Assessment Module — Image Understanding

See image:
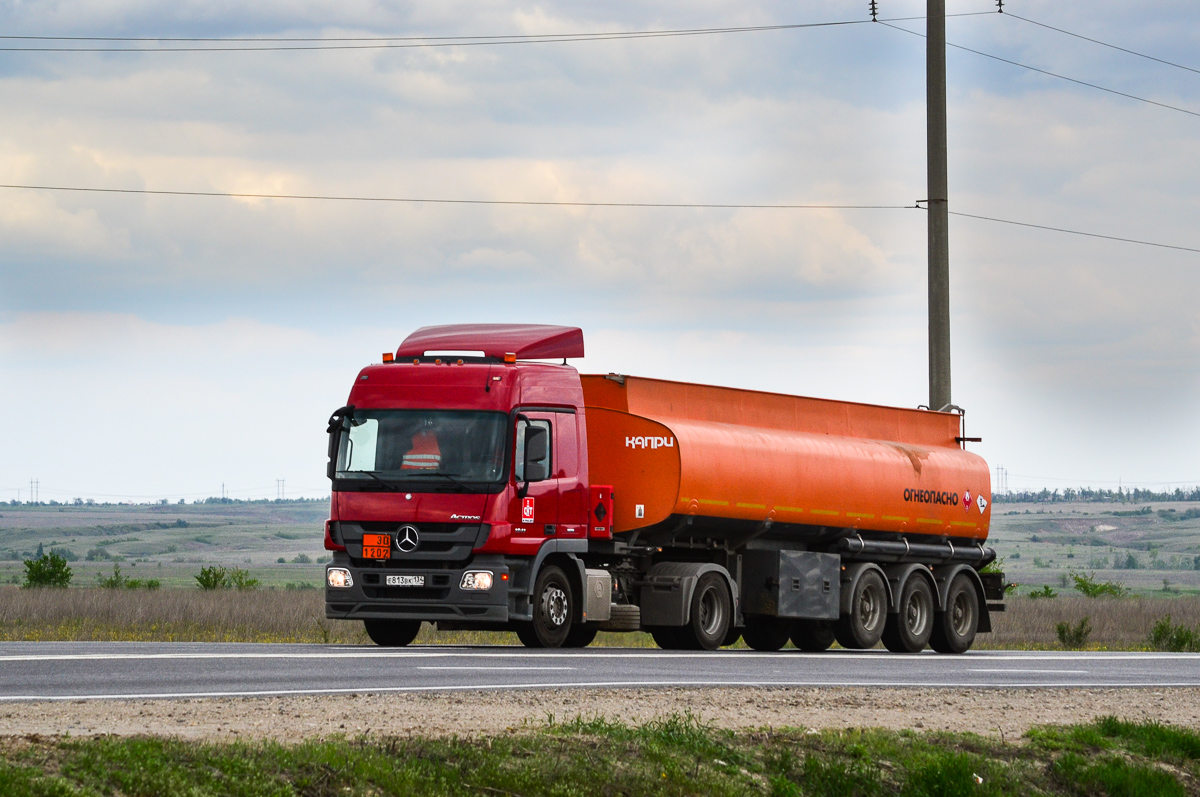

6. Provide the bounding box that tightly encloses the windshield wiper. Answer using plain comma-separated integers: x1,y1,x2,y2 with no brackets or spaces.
349,471,401,492
402,472,483,493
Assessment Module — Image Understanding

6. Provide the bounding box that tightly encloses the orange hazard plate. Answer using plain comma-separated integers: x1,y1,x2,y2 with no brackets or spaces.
362,533,391,560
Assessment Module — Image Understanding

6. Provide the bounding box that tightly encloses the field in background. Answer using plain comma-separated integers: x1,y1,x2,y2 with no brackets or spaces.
990,500,1200,594
1,587,1195,650
0,501,330,589
2,501,1200,648
4,499,1200,595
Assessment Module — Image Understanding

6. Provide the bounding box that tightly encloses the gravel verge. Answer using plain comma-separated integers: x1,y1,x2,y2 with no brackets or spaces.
1,687,1198,742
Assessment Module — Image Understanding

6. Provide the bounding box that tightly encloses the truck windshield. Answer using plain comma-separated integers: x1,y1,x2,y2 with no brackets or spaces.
335,410,507,485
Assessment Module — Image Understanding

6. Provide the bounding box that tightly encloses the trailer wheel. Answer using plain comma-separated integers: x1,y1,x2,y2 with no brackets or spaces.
881,576,935,653
834,570,887,649
929,573,979,654
516,565,573,648
563,624,599,648
791,619,836,652
742,616,792,651
363,619,421,647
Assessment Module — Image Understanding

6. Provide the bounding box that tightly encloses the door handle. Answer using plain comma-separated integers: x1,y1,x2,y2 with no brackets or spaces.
544,524,556,535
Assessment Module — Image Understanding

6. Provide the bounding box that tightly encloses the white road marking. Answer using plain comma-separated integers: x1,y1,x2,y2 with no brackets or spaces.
969,669,1088,674
0,649,1195,663
418,666,574,671
3,680,1200,702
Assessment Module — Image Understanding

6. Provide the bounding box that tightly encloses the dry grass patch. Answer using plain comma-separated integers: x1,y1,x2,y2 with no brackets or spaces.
2,587,1198,649
983,595,1200,649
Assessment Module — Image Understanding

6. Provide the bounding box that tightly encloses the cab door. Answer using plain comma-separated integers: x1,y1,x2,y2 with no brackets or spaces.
512,413,559,539
554,412,587,538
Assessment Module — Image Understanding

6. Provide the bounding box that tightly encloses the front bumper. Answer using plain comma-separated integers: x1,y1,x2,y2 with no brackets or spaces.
325,554,513,623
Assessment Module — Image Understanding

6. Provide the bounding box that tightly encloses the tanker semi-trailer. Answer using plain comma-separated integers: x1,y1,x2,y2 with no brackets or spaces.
323,324,1005,652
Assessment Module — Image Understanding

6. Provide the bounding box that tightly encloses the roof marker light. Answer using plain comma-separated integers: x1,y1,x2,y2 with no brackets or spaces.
503,352,517,363
413,359,419,365
382,352,394,363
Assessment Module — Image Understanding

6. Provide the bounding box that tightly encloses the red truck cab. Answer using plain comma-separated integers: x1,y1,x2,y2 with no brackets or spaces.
324,325,599,646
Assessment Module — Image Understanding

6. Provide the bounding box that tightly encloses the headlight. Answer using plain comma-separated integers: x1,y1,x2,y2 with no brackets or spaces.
327,568,353,588
460,571,494,590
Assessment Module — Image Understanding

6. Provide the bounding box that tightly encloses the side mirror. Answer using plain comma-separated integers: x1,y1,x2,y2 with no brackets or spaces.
523,426,549,482
326,405,354,480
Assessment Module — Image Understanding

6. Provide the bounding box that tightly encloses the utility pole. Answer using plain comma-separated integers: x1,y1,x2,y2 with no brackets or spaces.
927,0,952,412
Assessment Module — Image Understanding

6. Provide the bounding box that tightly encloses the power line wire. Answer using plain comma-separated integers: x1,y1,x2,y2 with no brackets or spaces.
1006,13,1200,77
0,183,912,210
2,182,1196,254
0,13,993,52
947,210,1200,254
880,21,1200,119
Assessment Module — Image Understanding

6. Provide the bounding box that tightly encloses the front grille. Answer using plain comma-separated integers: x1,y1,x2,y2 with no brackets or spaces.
339,521,485,564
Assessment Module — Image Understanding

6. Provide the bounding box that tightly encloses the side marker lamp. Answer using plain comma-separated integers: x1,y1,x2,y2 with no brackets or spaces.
460,571,494,591
503,352,517,363
327,568,353,588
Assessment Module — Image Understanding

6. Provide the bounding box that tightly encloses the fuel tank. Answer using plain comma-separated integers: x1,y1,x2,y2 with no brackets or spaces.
581,375,991,543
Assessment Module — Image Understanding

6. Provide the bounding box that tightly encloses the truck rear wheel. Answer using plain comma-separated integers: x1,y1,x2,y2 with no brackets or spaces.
834,570,887,649
516,565,574,648
684,572,732,650
363,619,421,647
881,576,934,653
648,626,689,649
929,573,979,654
791,619,836,652
563,624,599,648
742,616,792,651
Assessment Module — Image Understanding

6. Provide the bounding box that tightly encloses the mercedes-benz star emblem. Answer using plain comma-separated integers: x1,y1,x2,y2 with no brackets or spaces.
396,525,420,553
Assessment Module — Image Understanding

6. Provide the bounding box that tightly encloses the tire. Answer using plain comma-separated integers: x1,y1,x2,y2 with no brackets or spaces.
363,619,421,647
563,624,599,648
834,570,887,649
721,626,742,648
649,626,689,650
517,564,574,648
681,573,732,651
742,616,793,651
791,619,836,652
881,575,935,653
929,572,979,654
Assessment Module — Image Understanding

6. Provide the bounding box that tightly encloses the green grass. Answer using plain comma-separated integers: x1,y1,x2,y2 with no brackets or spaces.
0,716,1198,796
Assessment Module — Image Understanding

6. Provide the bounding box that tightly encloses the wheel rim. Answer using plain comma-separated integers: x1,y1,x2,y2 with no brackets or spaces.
950,591,973,636
543,585,568,627
858,582,883,631
696,586,724,636
905,589,929,636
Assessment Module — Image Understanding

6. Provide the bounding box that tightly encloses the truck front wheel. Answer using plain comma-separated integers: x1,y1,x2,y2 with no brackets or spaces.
929,573,979,654
363,619,421,647
516,565,574,648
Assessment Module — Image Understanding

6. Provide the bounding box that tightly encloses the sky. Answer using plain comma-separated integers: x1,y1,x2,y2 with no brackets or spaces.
1,0,1198,502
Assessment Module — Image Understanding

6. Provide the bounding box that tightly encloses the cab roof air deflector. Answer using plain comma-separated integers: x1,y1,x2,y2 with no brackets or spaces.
396,324,584,361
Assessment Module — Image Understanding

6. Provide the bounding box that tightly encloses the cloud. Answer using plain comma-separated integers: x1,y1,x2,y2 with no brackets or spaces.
1,1,1199,496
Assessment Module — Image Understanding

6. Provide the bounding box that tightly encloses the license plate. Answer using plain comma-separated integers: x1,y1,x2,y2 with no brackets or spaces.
362,533,391,560
386,575,425,587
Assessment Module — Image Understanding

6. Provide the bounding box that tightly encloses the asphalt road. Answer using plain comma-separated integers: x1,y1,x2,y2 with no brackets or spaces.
1,643,1198,701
